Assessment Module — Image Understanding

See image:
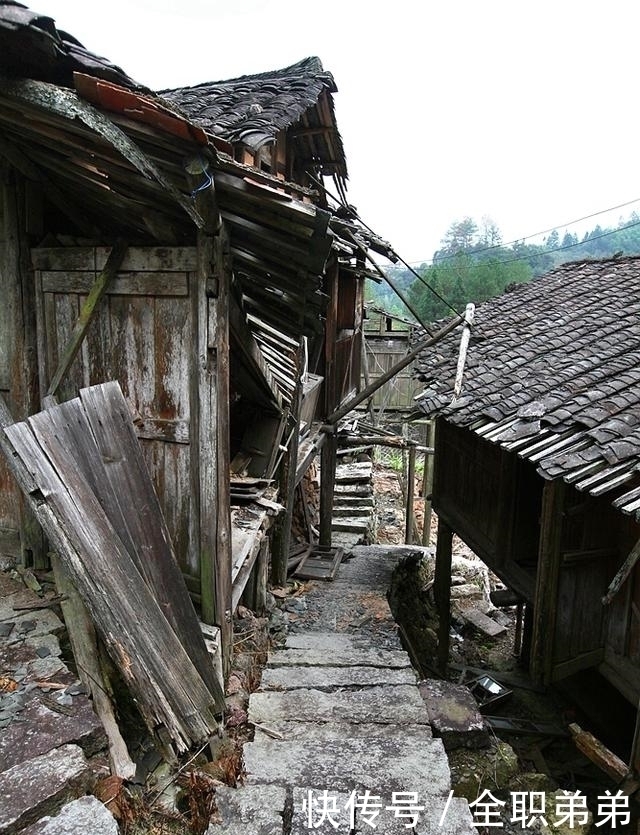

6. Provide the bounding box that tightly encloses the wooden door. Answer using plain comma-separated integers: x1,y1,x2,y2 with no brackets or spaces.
31,247,202,589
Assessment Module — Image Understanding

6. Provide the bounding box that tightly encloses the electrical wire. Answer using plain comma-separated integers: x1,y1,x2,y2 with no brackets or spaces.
405,197,640,267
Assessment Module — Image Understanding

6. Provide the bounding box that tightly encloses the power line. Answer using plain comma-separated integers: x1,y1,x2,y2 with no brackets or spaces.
423,217,640,271
406,197,640,268
306,172,461,317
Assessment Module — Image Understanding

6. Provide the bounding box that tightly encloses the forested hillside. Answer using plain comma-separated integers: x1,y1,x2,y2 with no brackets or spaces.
369,213,640,323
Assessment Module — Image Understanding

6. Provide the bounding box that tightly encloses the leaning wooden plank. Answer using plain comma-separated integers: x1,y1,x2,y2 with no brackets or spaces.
3,418,219,757
569,723,629,782
75,383,224,708
46,241,128,399
602,536,640,605
50,554,136,779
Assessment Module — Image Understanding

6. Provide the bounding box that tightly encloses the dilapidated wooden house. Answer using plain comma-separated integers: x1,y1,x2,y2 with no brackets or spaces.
0,0,384,704
414,258,640,729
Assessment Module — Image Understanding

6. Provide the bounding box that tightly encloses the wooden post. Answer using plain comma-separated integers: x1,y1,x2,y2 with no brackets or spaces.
271,367,303,586
319,428,337,547
530,479,565,684
194,188,232,671
405,443,416,545
51,554,136,779
434,518,453,674
421,421,435,546
1,166,44,567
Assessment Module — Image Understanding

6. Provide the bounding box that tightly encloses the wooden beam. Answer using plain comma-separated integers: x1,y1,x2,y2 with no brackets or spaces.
602,537,640,605
46,240,128,399
405,444,416,545
271,368,303,586
326,313,465,426
0,130,98,237
50,554,136,779
319,428,337,548
569,723,629,783
530,479,565,684
229,291,283,409
421,421,435,546
434,518,453,674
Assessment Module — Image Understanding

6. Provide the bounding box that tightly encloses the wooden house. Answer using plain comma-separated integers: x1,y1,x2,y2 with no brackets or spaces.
0,3,380,677
413,258,640,719
362,304,421,412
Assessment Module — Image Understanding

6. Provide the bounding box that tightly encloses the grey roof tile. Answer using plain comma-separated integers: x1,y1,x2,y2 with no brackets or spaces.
415,256,640,510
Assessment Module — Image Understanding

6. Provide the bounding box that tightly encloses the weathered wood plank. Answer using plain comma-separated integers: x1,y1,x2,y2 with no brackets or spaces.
3,403,220,756
76,382,223,708
32,246,197,272
50,554,136,779
41,271,189,297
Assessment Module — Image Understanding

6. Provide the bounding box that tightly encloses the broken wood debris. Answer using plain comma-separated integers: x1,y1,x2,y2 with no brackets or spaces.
293,545,344,581
568,722,630,783
0,382,224,759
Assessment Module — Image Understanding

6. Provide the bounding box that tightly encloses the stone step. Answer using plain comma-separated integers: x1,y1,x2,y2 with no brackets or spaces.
331,518,370,533
243,732,451,796
19,796,118,835
285,631,380,651
335,463,372,483
252,720,432,742
206,785,286,835
333,496,375,507
332,505,374,517
249,685,429,726
260,664,417,691
290,788,474,835
0,744,91,834
333,484,372,496
268,646,411,669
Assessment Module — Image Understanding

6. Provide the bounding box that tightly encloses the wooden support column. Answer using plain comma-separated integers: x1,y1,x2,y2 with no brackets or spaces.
434,518,453,674
193,189,232,672
319,428,337,547
421,421,435,546
405,444,416,545
271,363,303,586
1,164,44,567
530,479,565,685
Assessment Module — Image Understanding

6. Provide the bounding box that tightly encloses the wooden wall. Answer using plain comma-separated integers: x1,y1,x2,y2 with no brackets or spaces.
0,168,41,563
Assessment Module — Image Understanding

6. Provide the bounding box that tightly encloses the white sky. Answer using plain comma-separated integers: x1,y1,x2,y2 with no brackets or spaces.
38,0,640,263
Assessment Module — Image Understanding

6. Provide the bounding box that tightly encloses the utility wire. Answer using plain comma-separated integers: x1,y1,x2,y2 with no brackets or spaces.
406,196,640,267
432,217,640,270
306,172,460,317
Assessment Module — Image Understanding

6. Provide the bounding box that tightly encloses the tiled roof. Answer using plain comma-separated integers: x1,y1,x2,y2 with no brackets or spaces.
160,57,346,172
414,257,640,515
0,0,141,88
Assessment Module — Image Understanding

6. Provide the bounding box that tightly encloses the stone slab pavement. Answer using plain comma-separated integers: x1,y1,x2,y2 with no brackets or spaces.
208,545,475,834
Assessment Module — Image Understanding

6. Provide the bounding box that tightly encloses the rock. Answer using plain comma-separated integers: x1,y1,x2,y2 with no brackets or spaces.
541,790,594,834
449,741,520,802
19,796,119,835
418,679,489,750
207,785,286,834
0,744,91,833
0,694,106,772
508,772,558,795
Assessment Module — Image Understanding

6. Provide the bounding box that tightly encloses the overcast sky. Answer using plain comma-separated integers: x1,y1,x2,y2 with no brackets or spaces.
38,0,640,264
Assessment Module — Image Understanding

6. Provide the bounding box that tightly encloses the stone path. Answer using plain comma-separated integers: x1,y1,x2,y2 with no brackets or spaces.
208,545,475,834
0,570,116,835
